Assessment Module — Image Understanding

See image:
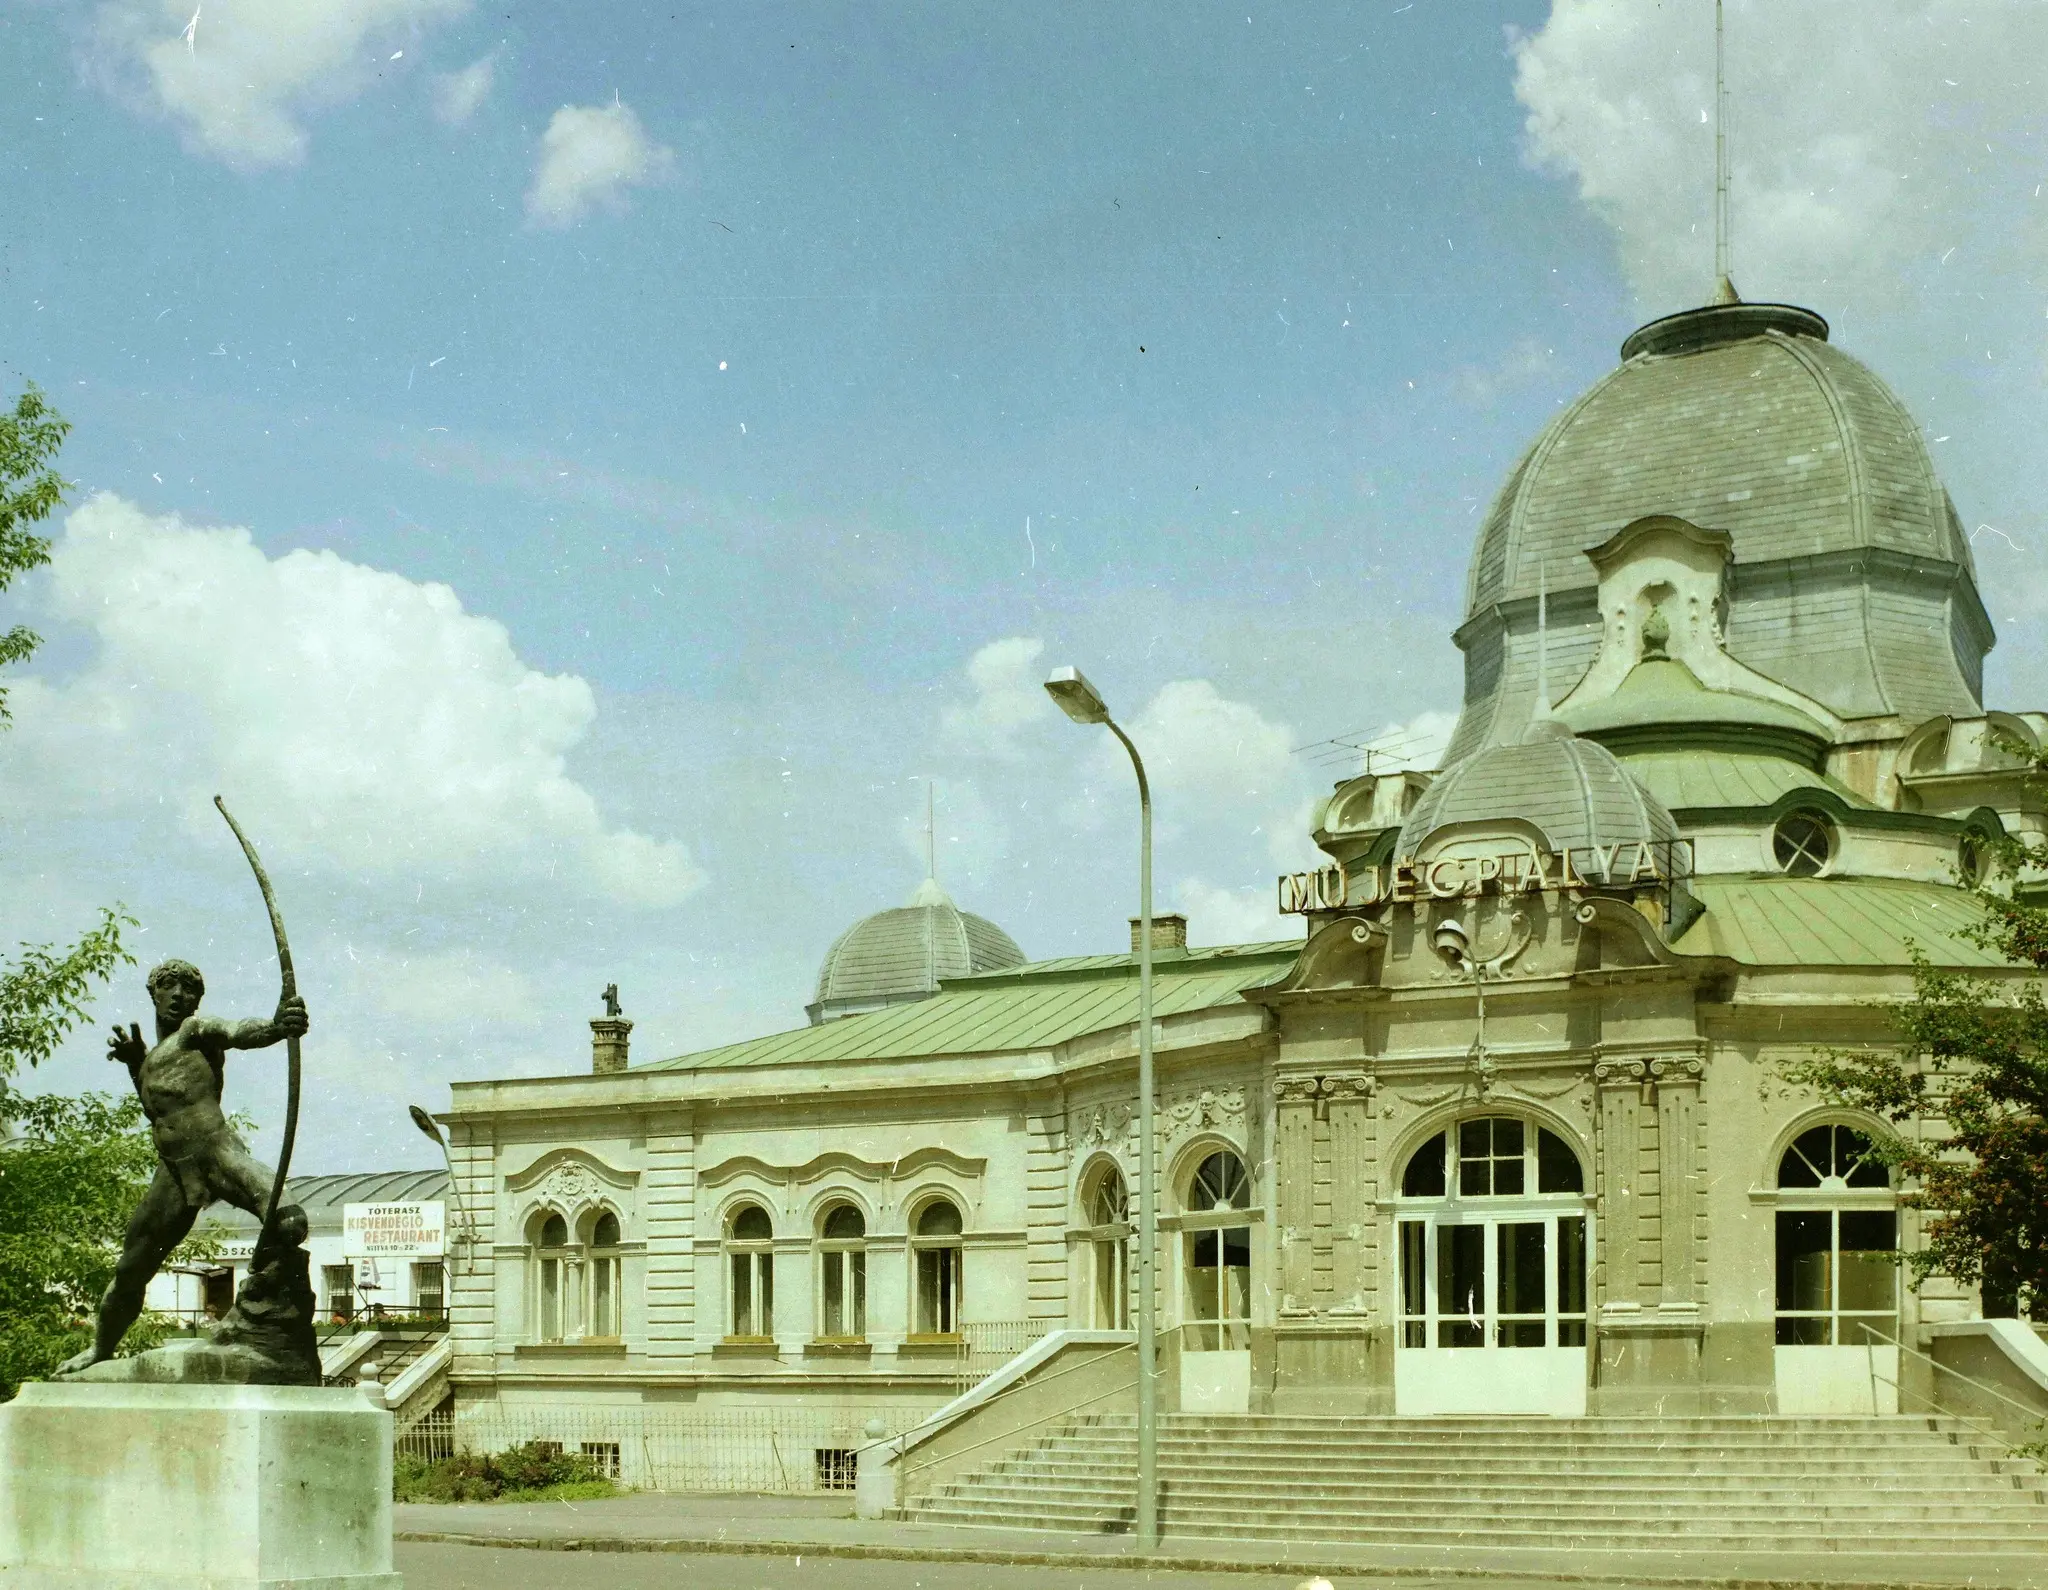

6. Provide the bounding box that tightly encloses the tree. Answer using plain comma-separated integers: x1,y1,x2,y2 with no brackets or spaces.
0,384,170,1391
1793,839,2048,1319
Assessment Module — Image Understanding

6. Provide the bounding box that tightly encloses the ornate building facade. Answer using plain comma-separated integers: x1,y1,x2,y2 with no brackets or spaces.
439,297,2040,1474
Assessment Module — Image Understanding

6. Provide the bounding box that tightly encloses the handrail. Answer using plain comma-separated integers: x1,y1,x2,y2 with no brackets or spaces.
1873,1327,2048,1424
902,1357,1155,1485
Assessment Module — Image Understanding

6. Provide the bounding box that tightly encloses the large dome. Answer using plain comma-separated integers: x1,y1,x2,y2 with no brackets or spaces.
807,879,1025,1025
1445,302,1993,763
1396,732,1678,861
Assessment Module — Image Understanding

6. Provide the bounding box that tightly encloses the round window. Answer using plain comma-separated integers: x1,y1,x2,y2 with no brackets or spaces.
1959,832,1990,888
1771,811,1835,877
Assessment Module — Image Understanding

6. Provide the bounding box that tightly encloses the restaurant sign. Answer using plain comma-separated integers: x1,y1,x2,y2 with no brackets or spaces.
342,1200,446,1259
1277,839,1693,916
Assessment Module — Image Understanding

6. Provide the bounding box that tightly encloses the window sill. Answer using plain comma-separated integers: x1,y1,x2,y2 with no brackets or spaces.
516,1339,626,1359
895,1335,966,1359
711,1338,781,1359
803,1339,873,1359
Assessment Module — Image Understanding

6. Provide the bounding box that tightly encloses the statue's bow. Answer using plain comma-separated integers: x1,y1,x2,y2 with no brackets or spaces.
214,796,300,1255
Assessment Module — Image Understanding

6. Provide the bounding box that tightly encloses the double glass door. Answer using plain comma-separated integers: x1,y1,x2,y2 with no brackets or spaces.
1395,1211,1589,1414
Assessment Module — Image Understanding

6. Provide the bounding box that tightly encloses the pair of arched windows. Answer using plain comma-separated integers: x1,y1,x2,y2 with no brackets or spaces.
533,1209,624,1343
721,1196,966,1342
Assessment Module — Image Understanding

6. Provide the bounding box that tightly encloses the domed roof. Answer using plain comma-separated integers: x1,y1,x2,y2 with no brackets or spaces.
1561,657,1830,758
1467,304,1974,612
1395,732,1679,860
807,879,1026,1025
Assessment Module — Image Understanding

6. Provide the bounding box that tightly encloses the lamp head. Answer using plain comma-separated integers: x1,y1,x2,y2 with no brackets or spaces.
1044,666,1111,726
408,1104,446,1146
1431,916,1470,965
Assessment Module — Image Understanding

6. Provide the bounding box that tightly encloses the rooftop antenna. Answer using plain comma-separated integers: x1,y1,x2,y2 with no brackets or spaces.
924,779,937,883
1713,0,1740,304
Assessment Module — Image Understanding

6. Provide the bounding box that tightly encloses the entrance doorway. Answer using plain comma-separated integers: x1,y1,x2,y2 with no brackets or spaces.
1394,1116,1590,1415
1179,1149,1252,1413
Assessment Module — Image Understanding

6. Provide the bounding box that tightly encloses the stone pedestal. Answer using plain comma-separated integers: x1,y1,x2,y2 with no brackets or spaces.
0,1382,399,1589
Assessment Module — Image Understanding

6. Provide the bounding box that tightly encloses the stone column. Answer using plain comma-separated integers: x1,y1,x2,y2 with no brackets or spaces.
1650,1057,1704,1308
1273,1076,1320,1314
1593,1058,1649,1308
1321,1073,1376,1313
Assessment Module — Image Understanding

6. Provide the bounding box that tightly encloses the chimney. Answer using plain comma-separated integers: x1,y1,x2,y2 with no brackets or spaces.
591,1016,632,1074
1129,914,1189,953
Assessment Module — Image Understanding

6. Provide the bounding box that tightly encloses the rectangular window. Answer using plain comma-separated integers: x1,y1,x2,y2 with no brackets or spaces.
412,1261,445,1319
579,1441,620,1479
590,1255,620,1338
730,1250,773,1338
822,1248,866,1338
1556,1215,1588,1347
1092,1237,1128,1330
322,1264,355,1322
1184,1226,1251,1349
915,1246,959,1335
1435,1223,1484,1348
1495,1220,1547,1347
1775,1210,1833,1345
1399,1220,1427,1348
539,1257,562,1341
815,1448,858,1491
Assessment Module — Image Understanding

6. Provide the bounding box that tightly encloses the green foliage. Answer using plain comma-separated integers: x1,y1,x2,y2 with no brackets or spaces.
0,384,72,724
392,1442,620,1504
0,1090,219,1397
1789,829,2048,1318
0,907,137,1081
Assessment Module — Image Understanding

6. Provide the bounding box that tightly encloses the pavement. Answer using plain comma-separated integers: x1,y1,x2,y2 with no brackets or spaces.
393,1492,2048,1589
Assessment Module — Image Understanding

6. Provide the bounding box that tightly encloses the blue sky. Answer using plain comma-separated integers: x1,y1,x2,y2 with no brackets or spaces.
5,1,2046,1169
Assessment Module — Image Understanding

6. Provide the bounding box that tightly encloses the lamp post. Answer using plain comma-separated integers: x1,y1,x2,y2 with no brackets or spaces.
409,1104,475,1280
1044,664,1158,1550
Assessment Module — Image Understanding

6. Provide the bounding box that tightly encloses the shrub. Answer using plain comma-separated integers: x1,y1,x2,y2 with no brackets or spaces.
393,1441,619,1503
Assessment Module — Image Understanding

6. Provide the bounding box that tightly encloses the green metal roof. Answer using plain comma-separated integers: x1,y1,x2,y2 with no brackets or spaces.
1615,747,1871,813
641,941,1303,1072
1674,876,2007,967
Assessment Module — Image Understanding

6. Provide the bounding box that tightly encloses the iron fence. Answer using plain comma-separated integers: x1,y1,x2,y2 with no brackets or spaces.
397,1403,932,1492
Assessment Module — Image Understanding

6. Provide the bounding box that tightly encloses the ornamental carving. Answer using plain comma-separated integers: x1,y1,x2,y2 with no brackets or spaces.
1164,1086,1245,1138
544,1162,598,1205
1075,1101,1134,1148
1649,1057,1705,1085
1593,1058,1649,1087
1274,1077,1321,1106
1319,1072,1375,1102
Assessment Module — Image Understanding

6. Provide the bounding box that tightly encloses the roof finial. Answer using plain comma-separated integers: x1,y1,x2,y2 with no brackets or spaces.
1713,0,1741,305
924,779,936,884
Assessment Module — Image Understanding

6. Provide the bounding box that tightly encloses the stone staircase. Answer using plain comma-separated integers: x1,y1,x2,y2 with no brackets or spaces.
903,1413,2048,1553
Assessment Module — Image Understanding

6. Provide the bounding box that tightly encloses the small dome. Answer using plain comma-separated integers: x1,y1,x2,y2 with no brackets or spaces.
807,879,1025,1025
1561,658,1831,764
1395,734,1678,859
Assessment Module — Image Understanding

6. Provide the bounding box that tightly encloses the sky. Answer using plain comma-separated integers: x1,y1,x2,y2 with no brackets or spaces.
3,1,2046,1173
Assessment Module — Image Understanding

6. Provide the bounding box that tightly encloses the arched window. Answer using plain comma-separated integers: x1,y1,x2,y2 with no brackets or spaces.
912,1199,963,1337
1395,1116,1588,1352
727,1203,774,1340
1183,1150,1251,1350
588,1211,623,1339
1082,1165,1130,1329
535,1212,573,1343
818,1202,867,1340
1775,1124,1897,1347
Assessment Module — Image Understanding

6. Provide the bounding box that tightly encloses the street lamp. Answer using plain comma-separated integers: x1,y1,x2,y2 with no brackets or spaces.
1044,664,1159,1550
409,1103,475,1278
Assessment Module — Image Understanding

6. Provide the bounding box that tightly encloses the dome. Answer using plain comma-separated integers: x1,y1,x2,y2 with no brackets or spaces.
1560,657,1830,765
807,879,1026,1025
1445,302,1993,762
1395,733,1679,860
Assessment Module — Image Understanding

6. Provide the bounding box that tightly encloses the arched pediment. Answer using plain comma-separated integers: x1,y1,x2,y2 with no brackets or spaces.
698,1145,986,1189
504,1146,640,1197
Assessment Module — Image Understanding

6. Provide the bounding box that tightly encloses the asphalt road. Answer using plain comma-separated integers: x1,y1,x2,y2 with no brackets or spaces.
396,1542,1355,1590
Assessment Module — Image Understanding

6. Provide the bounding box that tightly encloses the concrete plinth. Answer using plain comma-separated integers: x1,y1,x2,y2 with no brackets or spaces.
0,1381,399,1589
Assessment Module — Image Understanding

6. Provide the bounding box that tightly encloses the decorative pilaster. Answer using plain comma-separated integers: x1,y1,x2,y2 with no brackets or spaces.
1024,1090,1070,1325
446,1121,495,1373
1650,1057,1704,1308
1274,1076,1320,1313
1322,1073,1377,1312
1593,1058,1649,1308
643,1109,696,1361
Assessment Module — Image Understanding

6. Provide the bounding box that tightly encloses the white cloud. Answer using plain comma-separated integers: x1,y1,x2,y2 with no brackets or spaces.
4,493,702,908
1174,878,1299,948
1511,1,2048,316
941,636,1049,761
525,101,676,229
431,51,495,126
91,0,471,170
1128,678,1295,816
